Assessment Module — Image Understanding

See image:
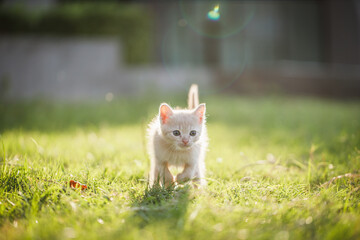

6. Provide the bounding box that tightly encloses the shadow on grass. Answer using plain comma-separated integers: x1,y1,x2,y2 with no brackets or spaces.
130,184,191,229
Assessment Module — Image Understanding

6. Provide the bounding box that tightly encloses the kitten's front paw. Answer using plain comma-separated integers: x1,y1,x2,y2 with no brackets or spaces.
164,178,175,188
176,172,191,183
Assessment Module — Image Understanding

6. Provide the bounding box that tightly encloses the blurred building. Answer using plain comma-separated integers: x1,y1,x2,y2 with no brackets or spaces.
0,0,359,99
148,0,360,97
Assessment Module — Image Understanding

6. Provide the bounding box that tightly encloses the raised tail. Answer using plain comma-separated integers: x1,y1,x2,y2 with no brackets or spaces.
188,84,199,109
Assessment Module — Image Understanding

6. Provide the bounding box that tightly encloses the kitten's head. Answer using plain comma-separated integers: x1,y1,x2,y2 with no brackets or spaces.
159,103,206,150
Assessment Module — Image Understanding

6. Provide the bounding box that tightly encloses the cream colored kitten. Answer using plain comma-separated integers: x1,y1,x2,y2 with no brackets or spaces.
147,84,208,188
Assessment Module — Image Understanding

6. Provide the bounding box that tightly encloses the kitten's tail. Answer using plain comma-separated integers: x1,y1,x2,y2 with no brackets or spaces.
188,84,199,109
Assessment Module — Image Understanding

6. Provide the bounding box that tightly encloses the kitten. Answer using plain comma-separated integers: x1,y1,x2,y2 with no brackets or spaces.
147,84,208,188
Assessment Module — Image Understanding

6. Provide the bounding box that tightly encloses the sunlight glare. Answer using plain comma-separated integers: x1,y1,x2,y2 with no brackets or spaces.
207,4,220,21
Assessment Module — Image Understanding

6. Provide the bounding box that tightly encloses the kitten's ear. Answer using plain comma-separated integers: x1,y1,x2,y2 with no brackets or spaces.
194,103,206,123
159,103,173,124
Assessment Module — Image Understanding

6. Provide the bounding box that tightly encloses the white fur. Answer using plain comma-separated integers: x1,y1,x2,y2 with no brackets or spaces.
147,87,208,188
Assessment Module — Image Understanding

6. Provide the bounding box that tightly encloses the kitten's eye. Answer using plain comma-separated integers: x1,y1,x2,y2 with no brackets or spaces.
190,130,197,136
173,130,181,136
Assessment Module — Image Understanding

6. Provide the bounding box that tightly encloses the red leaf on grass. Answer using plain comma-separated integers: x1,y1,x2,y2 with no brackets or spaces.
68,180,87,190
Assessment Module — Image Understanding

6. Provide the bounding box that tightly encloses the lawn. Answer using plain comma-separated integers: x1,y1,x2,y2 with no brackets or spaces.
0,95,360,240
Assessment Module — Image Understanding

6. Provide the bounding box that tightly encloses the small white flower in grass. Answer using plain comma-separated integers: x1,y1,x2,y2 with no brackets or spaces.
97,218,104,224
13,221,18,228
306,216,313,224
35,220,38,224
328,164,334,169
216,157,223,163
105,92,114,102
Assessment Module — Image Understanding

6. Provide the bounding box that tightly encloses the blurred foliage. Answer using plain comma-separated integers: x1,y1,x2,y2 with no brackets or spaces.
0,3,153,64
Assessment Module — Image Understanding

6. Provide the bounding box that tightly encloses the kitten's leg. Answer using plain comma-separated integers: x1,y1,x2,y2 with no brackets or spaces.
149,163,159,187
176,164,195,183
151,161,174,187
192,164,206,188
161,162,174,187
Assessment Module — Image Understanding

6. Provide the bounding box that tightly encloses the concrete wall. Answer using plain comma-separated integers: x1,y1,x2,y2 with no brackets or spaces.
1,35,358,100
0,36,213,100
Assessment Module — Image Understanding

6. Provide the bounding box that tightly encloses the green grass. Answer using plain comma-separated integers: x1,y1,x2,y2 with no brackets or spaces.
0,95,360,240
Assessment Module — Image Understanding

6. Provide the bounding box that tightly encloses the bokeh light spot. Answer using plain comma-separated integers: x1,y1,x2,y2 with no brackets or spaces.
179,1,256,39
207,4,220,21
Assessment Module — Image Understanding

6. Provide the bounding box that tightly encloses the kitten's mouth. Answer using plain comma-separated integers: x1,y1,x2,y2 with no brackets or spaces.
179,143,191,149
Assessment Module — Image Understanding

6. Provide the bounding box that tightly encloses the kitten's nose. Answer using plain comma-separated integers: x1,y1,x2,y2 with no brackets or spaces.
182,139,189,145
